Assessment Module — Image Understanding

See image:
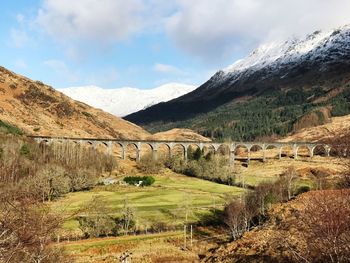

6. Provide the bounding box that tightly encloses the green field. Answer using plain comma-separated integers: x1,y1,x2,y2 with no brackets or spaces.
52,171,245,234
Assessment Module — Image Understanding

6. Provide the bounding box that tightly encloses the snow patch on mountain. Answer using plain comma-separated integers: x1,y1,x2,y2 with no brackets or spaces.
223,24,350,74
58,83,196,117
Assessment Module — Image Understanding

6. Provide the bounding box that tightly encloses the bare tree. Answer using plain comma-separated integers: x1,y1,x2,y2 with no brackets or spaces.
78,196,116,238
287,190,350,263
120,196,136,236
280,166,298,200
0,192,68,263
224,199,247,240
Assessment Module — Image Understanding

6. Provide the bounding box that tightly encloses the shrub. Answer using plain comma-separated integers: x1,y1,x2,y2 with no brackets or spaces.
78,215,116,238
123,176,155,186
164,156,186,173
66,169,99,192
137,154,163,174
295,185,311,195
20,144,31,157
0,120,23,135
9,83,17,89
82,111,93,118
183,161,202,177
188,147,202,161
23,165,70,202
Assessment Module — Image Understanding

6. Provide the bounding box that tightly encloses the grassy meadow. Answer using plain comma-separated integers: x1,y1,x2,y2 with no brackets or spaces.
52,170,245,235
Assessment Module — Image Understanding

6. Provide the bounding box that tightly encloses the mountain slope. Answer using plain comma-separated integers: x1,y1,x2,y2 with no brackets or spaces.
59,83,196,117
125,25,350,141
0,66,150,139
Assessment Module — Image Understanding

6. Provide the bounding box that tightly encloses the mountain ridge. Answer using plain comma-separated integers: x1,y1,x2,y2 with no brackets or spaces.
125,25,350,141
59,83,196,117
0,66,150,139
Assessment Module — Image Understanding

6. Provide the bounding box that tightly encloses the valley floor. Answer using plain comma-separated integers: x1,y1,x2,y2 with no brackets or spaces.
50,155,345,262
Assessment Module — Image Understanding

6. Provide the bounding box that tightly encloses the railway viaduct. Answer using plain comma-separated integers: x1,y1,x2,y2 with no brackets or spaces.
29,136,336,165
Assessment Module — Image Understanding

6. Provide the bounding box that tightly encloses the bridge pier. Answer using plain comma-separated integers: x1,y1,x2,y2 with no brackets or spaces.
308,146,314,158
293,145,298,160
278,147,282,160
107,142,113,155
121,146,125,160
229,151,235,167
152,149,158,161
262,147,266,162
325,146,331,157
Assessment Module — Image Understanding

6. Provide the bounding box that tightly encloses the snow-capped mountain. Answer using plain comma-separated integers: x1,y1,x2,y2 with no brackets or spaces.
125,24,350,134
58,83,196,117
217,24,350,85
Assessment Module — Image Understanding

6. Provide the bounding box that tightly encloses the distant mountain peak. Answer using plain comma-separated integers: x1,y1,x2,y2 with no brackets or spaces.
223,24,350,75
59,83,196,117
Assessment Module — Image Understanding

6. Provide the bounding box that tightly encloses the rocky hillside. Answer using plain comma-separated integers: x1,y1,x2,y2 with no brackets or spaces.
205,189,350,263
125,25,350,141
0,66,150,139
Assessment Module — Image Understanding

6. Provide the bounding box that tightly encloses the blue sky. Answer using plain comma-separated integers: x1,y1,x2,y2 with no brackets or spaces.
1,0,350,89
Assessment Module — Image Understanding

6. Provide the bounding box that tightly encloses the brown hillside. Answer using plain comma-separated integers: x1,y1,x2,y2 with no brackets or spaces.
205,189,350,263
151,128,211,141
281,114,350,142
0,66,150,139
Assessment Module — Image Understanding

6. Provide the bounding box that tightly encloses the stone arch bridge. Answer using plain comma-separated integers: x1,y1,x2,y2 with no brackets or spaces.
29,136,336,165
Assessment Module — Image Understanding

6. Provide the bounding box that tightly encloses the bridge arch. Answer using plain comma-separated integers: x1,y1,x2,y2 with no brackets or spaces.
217,144,230,156
112,142,125,159
125,143,140,161
202,144,216,158
140,143,154,160
265,144,281,160
171,143,187,160
234,144,250,160
296,145,311,158
95,141,109,155
187,143,201,160
280,145,294,159
157,143,172,161
312,144,327,157
250,144,264,161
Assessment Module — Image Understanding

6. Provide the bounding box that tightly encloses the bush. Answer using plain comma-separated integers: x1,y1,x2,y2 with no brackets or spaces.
23,165,70,202
295,185,311,195
0,120,23,135
183,161,202,177
137,154,163,174
123,176,155,186
164,156,186,173
20,144,31,157
66,168,99,192
9,83,17,89
78,215,116,238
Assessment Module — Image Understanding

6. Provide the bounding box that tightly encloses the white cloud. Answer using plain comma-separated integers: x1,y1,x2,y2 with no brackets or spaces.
166,0,350,60
153,63,182,74
35,0,148,45
33,0,350,62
